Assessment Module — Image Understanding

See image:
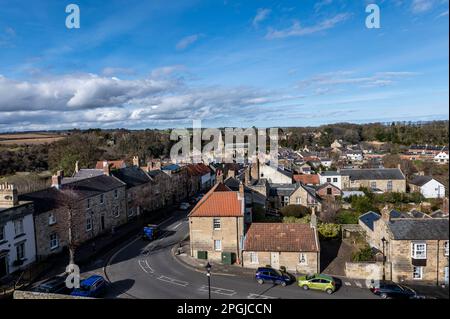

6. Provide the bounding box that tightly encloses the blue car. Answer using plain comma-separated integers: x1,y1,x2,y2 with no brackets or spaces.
255,267,291,286
71,275,107,298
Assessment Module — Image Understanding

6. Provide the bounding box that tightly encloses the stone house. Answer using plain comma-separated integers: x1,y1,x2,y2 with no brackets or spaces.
319,171,342,189
316,182,342,198
0,183,36,280
186,163,213,196
340,168,406,193
242,222,320,274
189,183,247,263
257,163,293,184
20,172,127,260
161,164,188,203
359,207,449,286
268,183,322,212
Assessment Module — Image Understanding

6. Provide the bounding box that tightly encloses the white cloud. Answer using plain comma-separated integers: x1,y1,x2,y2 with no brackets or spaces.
411,0,435,13
101,67,136,76
314,0,333,12
266,13,350,39
176,34,203,50
253,8,271,28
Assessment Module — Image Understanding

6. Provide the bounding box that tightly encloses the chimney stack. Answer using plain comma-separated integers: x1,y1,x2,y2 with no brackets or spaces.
216,169,224,184
381,205,391,222
102,161,111,176
133,156,139,167
244,167,251,186
228,169,236,179
239,181,245,197
52,171,64,189
310,206,317,228
0,183,18,208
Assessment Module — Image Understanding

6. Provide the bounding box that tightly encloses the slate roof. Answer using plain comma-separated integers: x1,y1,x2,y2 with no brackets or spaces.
244,223,319,252
111,166,151,188
340,168,405,180
269,184,298,196
189,183,243,217
19,175,125,215
320,171,340,176
161,164,181,171
388,218,449,240
359,211,381,231
409,175,435,187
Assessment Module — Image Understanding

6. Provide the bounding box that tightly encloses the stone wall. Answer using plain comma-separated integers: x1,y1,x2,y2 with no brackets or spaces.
13,290,93,299
345,262,390,281
242,251,319,274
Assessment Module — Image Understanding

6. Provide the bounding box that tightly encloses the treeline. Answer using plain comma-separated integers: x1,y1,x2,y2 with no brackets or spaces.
281,121,449,149
0,145,49,175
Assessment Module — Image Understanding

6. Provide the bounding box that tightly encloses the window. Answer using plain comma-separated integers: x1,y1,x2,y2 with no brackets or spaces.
14,219,24,236
86,217,93,231
326,188,332,195
387,180,393,191
16,242,25,260
50,233,59,250
370,181,377,189
87,198,91,209
0,225,4,242
283,196,289,203
295,197,301,204
114,189,118,199
48,213,56,225
411,243,427,259
412,266,423,280
299,253,307,265
100,194,104,204
113,207,120,218
213,218,221,230
333,178,338,183
445,241,449,257
250,252,259,264
326,178,331,183
214,240,222,251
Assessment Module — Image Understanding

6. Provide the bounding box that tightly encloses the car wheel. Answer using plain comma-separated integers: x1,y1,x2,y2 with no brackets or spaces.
326,288,333,295
281,281,287,287
257,279,264,285
302,285,309,290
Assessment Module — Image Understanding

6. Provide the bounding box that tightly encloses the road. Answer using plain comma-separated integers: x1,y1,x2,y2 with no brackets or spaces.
103,211,378,299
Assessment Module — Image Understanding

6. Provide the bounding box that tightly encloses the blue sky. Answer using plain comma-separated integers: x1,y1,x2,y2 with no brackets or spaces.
0,0,448,131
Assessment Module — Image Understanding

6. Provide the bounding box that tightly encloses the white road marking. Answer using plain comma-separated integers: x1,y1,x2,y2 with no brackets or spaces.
172,222,182,230
355,281,362,288
344,281,352,286
247,293,277,299
157,275,189,287
199,285,236,296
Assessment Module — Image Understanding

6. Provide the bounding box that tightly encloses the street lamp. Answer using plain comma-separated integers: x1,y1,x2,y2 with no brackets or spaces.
381,237,386,281
205,262,212,299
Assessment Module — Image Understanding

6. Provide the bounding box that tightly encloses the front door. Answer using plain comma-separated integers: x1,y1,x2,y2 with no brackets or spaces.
101,215,105,231
0,255,8,279
270,252,280,270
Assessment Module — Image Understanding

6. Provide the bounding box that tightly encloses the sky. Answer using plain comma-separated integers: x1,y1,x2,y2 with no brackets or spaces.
0,0,448,132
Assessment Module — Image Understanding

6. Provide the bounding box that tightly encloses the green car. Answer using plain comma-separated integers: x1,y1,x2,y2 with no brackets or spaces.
297,274,336,294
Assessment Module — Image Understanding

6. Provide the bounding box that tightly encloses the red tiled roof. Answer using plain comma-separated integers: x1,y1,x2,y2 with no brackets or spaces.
244,223,319,252
186,163,212,176
189,183,244,217
293,174,320,185
95,160,126,170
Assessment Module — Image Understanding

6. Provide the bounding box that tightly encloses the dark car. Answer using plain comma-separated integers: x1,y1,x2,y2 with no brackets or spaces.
32,275,72,295
370,281,417,299
255,267,291,286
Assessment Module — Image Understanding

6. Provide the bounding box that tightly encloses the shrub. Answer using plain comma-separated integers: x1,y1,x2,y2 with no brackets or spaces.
336,210,360,224
317,223,340,239
352,245,375,262
280,205,311,218
282,215,311,224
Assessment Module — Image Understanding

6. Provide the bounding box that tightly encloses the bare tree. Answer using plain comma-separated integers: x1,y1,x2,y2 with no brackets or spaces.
320,196,340,223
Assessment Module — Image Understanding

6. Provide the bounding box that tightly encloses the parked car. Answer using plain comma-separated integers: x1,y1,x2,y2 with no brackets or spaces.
71,275,107,298
32,275,72,295
142,224,159,241
370,281,417,299
255,267,291,286
297,274,336,294
179,202,190,210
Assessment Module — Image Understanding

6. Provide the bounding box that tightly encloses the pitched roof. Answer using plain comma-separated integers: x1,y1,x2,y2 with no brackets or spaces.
269,183,298,196
244,223,319,252
19,175,125,215
189,183,244,217
359,211,381,231
388,218,449,240
293,174,320,185
320,171,340,176
111,166,151,188
316,182,341,192
186,163,211,176
95,160,126,170
340,168,405,180
409,175,436,187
